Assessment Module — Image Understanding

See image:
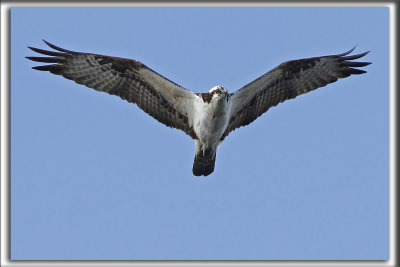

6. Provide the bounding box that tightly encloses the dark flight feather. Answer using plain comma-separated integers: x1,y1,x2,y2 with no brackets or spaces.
221,48,371,140
26,40,198,139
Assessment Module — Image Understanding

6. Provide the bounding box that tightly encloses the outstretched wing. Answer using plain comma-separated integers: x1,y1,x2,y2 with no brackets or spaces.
27,40,198,139
221,48,371,140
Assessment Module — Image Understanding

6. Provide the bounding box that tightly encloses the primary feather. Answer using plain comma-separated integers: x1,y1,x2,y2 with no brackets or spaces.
27,41,371,176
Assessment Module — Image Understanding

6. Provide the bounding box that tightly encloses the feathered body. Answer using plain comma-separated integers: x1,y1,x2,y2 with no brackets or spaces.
27,41,371,176
192,86,230,175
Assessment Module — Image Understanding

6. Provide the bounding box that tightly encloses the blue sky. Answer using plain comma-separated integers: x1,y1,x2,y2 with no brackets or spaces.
11,7,389,260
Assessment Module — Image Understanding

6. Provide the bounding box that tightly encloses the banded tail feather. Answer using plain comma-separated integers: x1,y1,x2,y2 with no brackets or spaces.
193,149,217,176
27,40,371,176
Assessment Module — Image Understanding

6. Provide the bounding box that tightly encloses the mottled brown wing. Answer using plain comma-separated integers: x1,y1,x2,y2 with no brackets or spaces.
221,48,371,140
26,40,198,139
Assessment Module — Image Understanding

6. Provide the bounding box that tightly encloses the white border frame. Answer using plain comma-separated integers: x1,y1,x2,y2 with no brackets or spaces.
1,2,396,267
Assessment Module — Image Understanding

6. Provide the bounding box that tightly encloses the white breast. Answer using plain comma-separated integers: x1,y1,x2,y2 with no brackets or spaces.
193,96,231,147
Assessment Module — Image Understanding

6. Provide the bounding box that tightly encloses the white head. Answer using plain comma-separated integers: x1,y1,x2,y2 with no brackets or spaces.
209,85,228,95
207,86,229,103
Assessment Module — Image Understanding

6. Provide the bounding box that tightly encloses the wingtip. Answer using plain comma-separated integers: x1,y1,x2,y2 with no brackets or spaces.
342,50,370,60
32,65,62,73
32,65,46,71
337,46,356,56
26,45,67,57
25,56,37,62
43,39,58,49
42,39,75,53
337,45,371,58
42,39,51,46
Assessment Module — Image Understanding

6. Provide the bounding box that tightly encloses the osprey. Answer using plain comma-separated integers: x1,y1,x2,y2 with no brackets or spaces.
27,41,370,176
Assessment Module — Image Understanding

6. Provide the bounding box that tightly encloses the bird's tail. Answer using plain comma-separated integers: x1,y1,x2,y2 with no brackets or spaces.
192,148,216,176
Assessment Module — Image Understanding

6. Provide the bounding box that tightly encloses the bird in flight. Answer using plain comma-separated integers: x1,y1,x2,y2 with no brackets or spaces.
27,40,370,176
